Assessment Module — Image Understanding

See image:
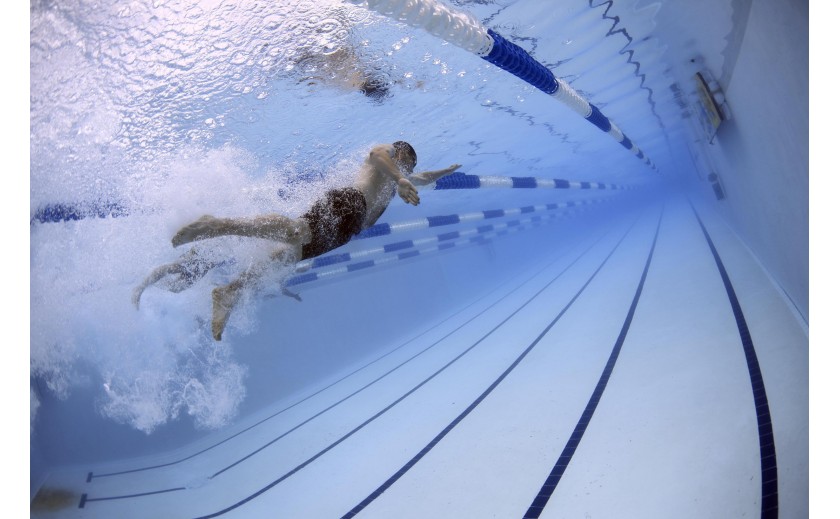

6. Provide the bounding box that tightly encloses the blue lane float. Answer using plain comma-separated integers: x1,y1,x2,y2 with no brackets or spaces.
347,0,656,169
288,195,621,288
430,172,637,191
31,200,128,224
286,211,563,288
482,28,559,95
295,206,598,274
353,197,610,240
31,173,628,225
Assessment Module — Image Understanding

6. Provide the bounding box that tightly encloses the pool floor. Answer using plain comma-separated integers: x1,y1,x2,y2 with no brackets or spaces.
31,196,808,518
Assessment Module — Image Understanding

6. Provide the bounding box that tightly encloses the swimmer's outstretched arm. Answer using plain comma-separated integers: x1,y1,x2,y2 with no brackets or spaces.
410,164,462,187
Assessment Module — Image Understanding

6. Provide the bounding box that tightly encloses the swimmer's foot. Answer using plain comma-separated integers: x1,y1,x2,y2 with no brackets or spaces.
172,215,220,247
211,284,241,341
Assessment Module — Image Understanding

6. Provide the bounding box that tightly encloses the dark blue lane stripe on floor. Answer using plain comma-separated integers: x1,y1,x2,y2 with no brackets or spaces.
86,301,487,481
691,204,778,519
89,254,566,484
205,234,599,481
522,208,662,518
77,230,611,511
341,214,648,519
187,224,626,519
78,227,615,512
79,487,185,508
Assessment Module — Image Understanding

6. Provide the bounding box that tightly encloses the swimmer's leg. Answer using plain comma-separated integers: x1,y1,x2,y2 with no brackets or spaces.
172,214,311,247
211,281,244,341
210,244,302,341
132,248,216,308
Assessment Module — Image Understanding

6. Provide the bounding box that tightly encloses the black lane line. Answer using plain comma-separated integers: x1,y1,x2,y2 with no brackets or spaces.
79,487,185,509
88,296,492,482
341,213,646,518
79,293,518,509
690,204,778,518
206,232,601,480
522,207,662,518
78,223,612,513
189,223,624,519
79,256,555,507
79,267,544,507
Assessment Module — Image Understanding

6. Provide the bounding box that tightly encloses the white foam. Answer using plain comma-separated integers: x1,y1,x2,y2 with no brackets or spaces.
28,143,324,433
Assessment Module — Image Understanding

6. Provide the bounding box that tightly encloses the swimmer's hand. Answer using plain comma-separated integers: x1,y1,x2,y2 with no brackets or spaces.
398,177,420,205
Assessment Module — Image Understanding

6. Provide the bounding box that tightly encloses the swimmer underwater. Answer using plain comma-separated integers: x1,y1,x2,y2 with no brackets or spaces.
134,141,460,341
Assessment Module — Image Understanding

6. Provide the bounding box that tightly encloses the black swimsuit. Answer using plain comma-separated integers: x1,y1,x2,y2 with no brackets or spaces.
300,187,368,260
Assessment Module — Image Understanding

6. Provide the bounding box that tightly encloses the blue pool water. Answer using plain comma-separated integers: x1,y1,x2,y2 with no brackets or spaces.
29,0,809,517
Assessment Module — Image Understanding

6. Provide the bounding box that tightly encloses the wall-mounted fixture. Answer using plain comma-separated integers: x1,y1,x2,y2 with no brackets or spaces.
694,69,732,143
